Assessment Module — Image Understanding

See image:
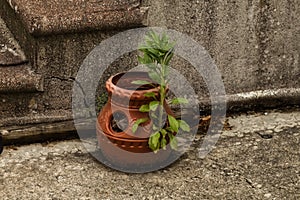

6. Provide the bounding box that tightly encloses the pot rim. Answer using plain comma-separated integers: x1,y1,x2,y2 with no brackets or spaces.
106,71,160,95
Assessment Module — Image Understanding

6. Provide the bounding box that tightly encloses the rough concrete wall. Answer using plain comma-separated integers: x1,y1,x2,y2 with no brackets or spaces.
34,32,111,111
34,32,138,112
0,0,147,131
144,0,300,95
1,0,299,142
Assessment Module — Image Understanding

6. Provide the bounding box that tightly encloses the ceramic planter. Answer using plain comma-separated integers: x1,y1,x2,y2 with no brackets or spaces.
96,71,174,167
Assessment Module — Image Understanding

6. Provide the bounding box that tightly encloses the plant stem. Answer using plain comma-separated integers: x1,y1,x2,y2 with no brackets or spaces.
157,64,167,131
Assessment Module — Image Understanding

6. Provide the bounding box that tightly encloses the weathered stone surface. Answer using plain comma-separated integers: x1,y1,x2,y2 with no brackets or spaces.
0,47,24,66
144,0,300,97
5,0,147,36
0,0,148,132
0,0,299,140
0,65,43,93
0,109,299,199
226,88,300,112
0,16,26,65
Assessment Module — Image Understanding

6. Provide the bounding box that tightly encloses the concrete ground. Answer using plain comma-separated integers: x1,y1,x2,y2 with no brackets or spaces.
0,108,299,200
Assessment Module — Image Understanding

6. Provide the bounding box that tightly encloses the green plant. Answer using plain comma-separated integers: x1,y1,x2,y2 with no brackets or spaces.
132,31,190,153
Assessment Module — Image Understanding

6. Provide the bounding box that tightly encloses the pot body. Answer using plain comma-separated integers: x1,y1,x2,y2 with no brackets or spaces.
96,71,173,167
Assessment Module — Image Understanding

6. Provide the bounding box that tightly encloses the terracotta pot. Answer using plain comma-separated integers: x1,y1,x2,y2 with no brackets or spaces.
96,71,174,167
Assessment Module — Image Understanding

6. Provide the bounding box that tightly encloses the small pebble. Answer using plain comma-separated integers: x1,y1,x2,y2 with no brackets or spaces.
253,146,259,150
237,133,244,138
0,130,9,135
274,127,282,133
264,193,272,198
222,132,235,137
265,130,273,134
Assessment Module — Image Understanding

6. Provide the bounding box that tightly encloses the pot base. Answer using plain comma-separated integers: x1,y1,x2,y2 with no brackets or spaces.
97,129,173,168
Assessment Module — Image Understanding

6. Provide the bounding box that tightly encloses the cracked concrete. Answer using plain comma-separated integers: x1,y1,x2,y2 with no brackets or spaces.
0,107,299,199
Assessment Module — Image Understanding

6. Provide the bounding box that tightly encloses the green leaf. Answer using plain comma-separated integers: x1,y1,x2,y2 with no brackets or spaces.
132,118,149,133
144,54,153,64
145,40,155,49
162,33,168,44
164,54,173,66
162,64,169,76
145,63,157,70
147,48,160,57
148,71,161,83
137,117,149,124
150,112,158,119
171,97,189,105
160,129,167,137
139,31,175,66
144,92,156,98
132,124,138,133
165,41,176,50
165,127,173,132
144,50,159,61
150,31,160,43
170,136,178,150
139,43,149,49
178,120,190,132
149,101,159,111
148,131,161,152
163,48,174,65
131,80,151,85
161,137,167,150
139,104,150,112
144,35,152,43
138,54,153,64
168,133,178,150
137,55,144,64
158,51,165,57
168,115,179,132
